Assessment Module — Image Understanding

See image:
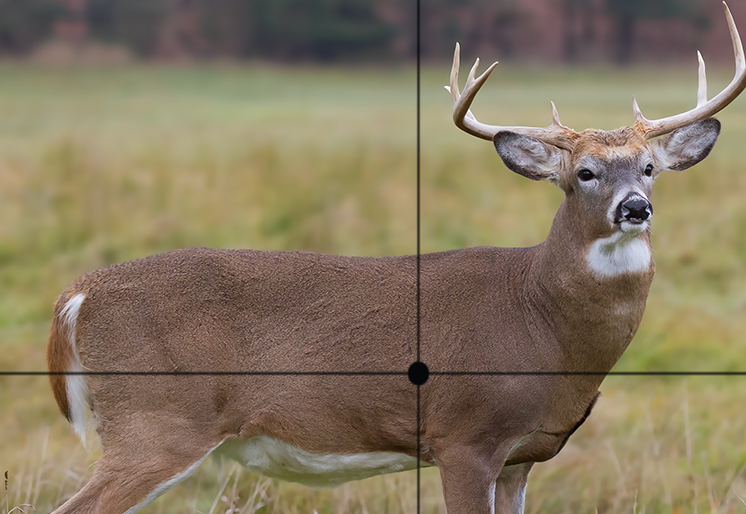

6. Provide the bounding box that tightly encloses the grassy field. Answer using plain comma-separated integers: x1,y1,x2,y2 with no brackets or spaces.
1,61,746,513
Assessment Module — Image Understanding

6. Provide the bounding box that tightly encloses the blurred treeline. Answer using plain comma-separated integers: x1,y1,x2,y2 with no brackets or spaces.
0,0,739,64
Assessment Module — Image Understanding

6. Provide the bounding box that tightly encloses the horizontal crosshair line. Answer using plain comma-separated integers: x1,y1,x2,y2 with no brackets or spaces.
431,371,746,376
3,370,746,376
0,371,407,376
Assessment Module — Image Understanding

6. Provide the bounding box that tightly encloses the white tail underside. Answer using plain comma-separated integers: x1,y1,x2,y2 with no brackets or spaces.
59,293,93,447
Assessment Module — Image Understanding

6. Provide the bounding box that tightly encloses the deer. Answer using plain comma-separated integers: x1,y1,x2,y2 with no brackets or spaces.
46,3,745,514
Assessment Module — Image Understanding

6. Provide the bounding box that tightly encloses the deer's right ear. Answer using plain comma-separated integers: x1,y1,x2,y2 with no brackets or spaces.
493,131,564,181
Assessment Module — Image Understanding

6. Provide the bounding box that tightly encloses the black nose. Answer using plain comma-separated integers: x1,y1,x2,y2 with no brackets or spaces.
620,196,652,223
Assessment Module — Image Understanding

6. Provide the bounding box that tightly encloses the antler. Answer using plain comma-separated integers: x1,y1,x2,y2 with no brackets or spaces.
445,43,579,151
634,2,746,139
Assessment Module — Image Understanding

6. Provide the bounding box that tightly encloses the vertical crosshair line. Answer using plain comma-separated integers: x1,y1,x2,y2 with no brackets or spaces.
417,383,422,514
415,0,422,512
415,0,421,365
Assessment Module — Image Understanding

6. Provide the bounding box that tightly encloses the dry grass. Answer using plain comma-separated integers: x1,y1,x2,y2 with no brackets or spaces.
1,62,746,513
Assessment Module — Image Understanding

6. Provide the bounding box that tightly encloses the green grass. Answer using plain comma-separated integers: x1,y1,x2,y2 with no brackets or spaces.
1,62,746,513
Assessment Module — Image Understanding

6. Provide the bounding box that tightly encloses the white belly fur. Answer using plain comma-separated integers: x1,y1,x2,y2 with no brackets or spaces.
216,436,423,487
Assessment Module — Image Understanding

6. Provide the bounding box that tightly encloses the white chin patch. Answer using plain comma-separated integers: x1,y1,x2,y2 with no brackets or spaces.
618,220,649,234
587,228,651,278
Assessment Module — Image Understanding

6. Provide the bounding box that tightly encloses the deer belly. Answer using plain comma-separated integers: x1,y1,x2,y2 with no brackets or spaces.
217,436,421,487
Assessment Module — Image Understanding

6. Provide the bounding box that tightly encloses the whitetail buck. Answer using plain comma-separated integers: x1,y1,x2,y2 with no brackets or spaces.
47,3,744,513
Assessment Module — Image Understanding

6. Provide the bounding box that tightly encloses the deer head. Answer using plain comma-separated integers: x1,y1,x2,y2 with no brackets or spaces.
446,2,744,277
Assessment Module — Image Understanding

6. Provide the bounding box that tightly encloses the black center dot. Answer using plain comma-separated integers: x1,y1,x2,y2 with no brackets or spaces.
408,361,429,385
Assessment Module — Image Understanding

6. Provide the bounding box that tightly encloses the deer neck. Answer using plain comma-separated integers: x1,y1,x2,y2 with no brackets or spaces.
525,198,655,375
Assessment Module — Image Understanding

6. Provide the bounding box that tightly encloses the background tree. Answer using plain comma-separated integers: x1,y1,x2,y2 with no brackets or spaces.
87,0,167,56
562,0,600,63
605,0,709,64
0,0,65,54
247,0,396,61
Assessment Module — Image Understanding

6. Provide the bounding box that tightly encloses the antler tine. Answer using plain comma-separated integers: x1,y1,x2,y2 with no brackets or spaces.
632,96,646,123
636,2,746,139
727,0,746,74
550,101,563,127
446,42,462,102
445,44,578,149
697,51,707,107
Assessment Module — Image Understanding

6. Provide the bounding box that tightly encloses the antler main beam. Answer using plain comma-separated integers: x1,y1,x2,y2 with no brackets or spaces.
635,1,746,139
445,43,579,151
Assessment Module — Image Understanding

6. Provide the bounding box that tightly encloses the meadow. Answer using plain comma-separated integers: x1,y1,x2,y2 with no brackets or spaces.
1,60,746,513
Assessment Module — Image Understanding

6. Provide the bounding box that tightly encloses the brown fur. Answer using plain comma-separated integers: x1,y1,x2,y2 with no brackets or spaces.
572,127,648,158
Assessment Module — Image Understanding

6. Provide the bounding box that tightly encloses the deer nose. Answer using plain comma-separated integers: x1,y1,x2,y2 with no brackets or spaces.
619,195,652,223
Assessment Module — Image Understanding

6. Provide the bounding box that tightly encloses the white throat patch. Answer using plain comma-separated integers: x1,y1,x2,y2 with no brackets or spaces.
587,229,651,278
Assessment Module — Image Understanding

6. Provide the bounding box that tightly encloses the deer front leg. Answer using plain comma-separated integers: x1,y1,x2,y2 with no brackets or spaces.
436,444,507,514
494,462,533,514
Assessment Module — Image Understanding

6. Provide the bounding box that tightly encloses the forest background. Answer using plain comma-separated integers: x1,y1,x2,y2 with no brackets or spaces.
1,0,744,65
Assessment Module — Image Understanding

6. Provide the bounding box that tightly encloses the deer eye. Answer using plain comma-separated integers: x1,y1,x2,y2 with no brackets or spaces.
577,169,595,182
644,163,654,176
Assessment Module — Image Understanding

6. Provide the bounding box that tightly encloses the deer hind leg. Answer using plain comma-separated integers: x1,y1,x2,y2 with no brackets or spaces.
50,441,220,514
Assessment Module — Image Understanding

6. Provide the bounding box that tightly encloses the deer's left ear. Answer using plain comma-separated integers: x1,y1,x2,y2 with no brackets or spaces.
651,118,720,171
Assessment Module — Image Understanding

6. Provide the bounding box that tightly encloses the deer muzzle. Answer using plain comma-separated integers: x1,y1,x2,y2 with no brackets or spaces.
615,193,653,225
